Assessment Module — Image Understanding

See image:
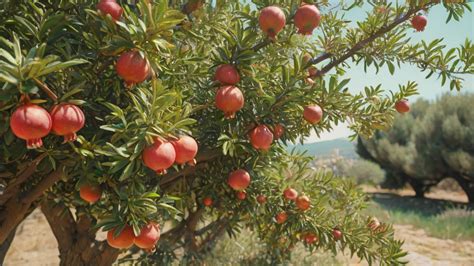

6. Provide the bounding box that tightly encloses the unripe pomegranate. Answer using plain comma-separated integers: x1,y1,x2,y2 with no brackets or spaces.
332,228,342,240
303,105,323,124
259,6,286,39
303,233,318,244
395,99,410,113
203,197,213,207
172,135,198,165
368,217,381,231
215,64,240,85
142,140,176,174
273,124,285,139
10,104,52,149
249,125,274,151
107,225,135,249
411,15,427,32
227,169,251,190
283,188,298,201
50,103,85,142
97,0,123,21
294,4,321,35
215,85,244,119
256,195,267,204
296,195,310,211
79,185,102,203
134,223,160,249
116,51,151,86
236,191,247,200
275,211,288,224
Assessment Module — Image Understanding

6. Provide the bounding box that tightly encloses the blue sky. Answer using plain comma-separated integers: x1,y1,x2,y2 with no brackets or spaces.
309,2,474,143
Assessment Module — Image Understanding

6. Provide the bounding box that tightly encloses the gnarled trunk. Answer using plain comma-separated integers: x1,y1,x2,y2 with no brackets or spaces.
0,226,16,264
453,174,474,203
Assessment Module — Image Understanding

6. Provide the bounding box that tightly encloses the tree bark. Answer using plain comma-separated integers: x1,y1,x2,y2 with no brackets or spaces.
0,225,16,264
453,174,474,203
407,178,427,198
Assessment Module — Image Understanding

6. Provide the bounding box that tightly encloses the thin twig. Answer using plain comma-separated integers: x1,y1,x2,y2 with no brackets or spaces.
33,78,58,102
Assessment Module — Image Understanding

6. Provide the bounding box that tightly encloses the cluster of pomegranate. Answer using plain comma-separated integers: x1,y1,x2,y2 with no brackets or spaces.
10,103,85,149
214,64,244,119
283,188,311,211
107,223,160,250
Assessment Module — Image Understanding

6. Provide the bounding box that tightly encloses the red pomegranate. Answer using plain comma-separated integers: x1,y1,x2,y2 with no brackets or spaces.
215,64,240,85
395,99,410,113
256,195,267,204
303,105,323,124
142,139,176,174
411,15,427,32
116,51,151,86
236,191,247,200
303,233,318,244
215,85,244,119
227,169,251,190
273,124,285,139
97,0,123,21
283,188,298,201
249,125,274,151
134,223,160,249
275,211,288,224
10,104,52,149
172,135,198,165
107,225,135,249
203,197,213,207
50,103,85,142
296,195,310,211
259,6,286,39
79,185,102,203
294,4,321,35
332,228,342,240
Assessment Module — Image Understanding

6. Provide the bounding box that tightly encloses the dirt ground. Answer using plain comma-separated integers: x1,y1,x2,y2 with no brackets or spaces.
4,189,474,266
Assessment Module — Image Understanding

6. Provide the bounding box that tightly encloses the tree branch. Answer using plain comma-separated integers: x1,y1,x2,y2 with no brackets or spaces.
33,78,58,102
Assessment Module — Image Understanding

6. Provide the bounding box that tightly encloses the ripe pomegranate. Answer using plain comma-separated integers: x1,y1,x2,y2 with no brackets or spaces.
227,169,251,190
97,0,123,21
296,195,310,211
79,185,102,203
249,125,274,151
203,197,213,207
10,104,52,149
134,223,160,249
332,228,342,240
256,195,267,204
107,225,135,249
142,139,176,174
116,51,151,86
215,85,244,119
259,6,286,39
273,124,285,139
294,4,321,35
283,188,298,201
275,211,288,224
411,15,427,32
303,105,323,124
303,233,318,244
172,135,198,165
236,191,247,200
50,103,85,142
395,99,410,113
368,217,381,231
215,64,240,85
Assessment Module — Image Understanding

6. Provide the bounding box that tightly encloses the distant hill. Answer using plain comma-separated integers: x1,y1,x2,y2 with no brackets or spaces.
287,138,357,159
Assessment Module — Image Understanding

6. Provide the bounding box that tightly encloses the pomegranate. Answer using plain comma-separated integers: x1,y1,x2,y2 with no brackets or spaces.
116,51,151,86
368,217,381,231
294,4,321,35
107,225,135,249
256,195,267,204
259,6,286,39
227,169,251,190
283,188,298,201
303,233,318,244
142,139,176,174
236,191,247,200
172,135,198,165
214,64,240,85
97,0,123,21
79,185,102,203
275,211,288,224
411,15,427,32
332,228,342,240
50,103,85,142
273,124,285,139
249,125,274,151
10,104,52,149
183,0,204,14
303,104,323,124
302,53,312,64
134,223,160,249
203,197,213,207
215,85,244,118
395,99,410,113
296,195,310,211
308,66,318,78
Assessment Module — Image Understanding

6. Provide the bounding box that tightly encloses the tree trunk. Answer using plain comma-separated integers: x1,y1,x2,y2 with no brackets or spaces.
406,178,426,198
0,226,16,264
453,174,474,203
